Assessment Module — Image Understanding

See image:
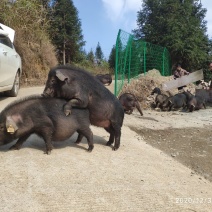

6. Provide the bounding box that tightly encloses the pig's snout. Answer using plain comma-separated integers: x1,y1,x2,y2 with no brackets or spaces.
41,93,49,97
42,88,54,97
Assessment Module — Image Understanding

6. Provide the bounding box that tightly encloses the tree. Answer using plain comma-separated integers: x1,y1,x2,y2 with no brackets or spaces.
87,49,95,64
39,0,50,8
133,0,210,71
48,0,85,64
95,42,104,64
108,45,116,71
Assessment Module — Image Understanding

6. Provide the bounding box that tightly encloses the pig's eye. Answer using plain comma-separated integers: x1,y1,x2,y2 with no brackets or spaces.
51,79,56,83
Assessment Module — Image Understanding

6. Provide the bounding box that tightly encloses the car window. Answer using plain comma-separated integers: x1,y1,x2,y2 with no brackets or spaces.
0,34,13,49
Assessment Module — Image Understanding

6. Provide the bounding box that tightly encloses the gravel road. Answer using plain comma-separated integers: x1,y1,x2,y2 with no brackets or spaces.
0,86,212,212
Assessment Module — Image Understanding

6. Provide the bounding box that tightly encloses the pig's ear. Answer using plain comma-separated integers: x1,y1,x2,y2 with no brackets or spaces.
0,123,4,131
55,70,69,82
6,116,18,134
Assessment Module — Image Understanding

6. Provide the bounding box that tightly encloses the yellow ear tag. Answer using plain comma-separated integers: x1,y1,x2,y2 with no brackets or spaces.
7,125,15,134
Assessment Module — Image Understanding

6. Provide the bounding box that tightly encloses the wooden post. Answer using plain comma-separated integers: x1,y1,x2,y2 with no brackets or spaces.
162,70,204,91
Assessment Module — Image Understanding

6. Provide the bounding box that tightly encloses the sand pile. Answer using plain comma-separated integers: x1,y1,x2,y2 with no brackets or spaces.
119,69,196,109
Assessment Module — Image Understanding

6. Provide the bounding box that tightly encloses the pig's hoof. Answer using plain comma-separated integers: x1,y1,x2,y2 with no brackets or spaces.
9,145,20,150
75,140,81,144
46,151,51,155
112,145,120,151
64,110,71,116
45,148,53,155
155,107,161,111
87,146,94,152
106,141,113,146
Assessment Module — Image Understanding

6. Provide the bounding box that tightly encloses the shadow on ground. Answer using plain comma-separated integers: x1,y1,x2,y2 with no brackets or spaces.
0,134,109,154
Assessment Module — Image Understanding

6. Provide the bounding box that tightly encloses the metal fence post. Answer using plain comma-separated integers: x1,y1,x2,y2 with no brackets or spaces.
115,29,121,96
143,42,146,75
128,35,133,83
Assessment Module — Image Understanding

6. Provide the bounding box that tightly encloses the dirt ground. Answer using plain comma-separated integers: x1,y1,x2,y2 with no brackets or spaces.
128,112,212,182
0,85,212,211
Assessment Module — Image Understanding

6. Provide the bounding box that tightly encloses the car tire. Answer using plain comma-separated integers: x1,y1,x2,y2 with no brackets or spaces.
6,71,20,97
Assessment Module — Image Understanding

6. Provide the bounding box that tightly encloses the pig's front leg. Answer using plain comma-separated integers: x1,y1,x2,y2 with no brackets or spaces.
63,102,73,116
9,134,31,150
63,97,89,116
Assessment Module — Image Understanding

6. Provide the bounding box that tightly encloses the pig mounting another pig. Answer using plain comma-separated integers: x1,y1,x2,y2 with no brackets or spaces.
43,65,124,151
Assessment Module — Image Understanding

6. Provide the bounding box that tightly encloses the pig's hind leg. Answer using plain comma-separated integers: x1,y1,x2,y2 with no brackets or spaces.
105,127,115,146
77,129,94,152
75,132,84,144
105,124,121,151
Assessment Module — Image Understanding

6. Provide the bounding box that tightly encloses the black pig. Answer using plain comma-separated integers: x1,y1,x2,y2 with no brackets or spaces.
43,65,124,151
188,96,206,112
95,74,112,86
118,93,143,116
162,93,187,111
183,91,206,112
151,87,169,109
0,96,93,154
195,89,212,103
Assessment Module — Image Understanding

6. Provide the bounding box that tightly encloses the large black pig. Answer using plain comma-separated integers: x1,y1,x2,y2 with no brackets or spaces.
0,96,93,154
42,65,124,151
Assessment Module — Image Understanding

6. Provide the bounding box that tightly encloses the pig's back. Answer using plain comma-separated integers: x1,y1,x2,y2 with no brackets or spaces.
39,98,90,141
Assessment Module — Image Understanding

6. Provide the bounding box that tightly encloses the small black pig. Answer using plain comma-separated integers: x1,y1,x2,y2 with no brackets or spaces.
95,74,112,86
162,93,187,111
183,91,206,112
118,93,143,116
0,96,93,154
151,87,169,109
43,65,124,151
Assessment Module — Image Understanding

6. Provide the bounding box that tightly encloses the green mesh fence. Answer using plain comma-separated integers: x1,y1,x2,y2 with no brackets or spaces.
115,29,171,96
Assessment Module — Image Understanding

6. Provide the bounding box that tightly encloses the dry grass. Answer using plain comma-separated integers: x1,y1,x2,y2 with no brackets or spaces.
119,69,196,109
0,0,58,87
14,29,58,87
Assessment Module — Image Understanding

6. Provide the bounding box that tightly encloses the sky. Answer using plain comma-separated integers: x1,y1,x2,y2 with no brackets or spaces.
72,0,212,59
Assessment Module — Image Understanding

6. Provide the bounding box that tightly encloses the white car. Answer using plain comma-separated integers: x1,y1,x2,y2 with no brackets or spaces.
0,23,22,97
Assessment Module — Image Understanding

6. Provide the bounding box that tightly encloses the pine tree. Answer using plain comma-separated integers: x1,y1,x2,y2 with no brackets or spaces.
95,42,104,64
39,0,50,8
87,49,95,64
108,45,116,71
133,0,210,70
48,0,85,64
